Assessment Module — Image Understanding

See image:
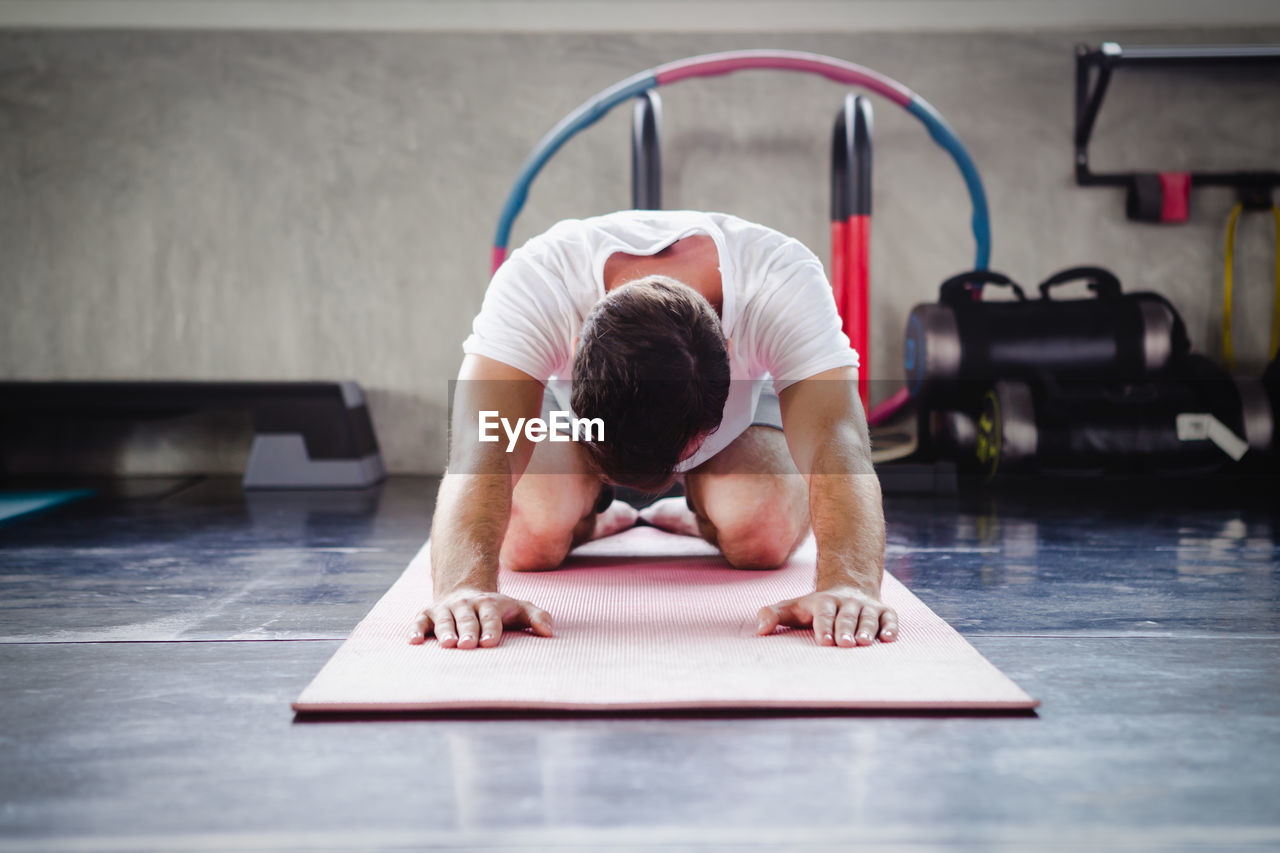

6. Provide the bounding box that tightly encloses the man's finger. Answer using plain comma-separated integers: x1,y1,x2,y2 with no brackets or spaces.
476,599,504,647
834,605,860,648
432,607,458,648
880,608,899,642
812,596,838,646
855,606,880,646
524,603,554,637
409,611,432,645
758,602,800,634
758,599,811,634
452,604,481,649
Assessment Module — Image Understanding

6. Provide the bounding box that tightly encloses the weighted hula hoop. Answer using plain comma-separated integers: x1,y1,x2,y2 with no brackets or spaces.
492,49,991,273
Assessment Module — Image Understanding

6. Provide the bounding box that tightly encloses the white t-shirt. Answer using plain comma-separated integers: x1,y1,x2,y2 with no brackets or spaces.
462,210,859,471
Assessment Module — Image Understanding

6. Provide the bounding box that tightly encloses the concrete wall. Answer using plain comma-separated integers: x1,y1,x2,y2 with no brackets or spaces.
3,28,1279,474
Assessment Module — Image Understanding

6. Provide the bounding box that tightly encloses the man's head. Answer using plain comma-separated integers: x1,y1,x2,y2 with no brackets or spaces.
571,275,730,492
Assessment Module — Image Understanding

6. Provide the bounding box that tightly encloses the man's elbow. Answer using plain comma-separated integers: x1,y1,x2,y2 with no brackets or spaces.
446,440,513,478
813,423,873,476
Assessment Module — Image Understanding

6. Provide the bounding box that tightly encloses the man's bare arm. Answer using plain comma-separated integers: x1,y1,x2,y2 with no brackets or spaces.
757,367,898,647
409,354,552,649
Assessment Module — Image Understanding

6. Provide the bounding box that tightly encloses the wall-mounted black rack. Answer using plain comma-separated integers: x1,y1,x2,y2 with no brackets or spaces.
1074,42,1280,221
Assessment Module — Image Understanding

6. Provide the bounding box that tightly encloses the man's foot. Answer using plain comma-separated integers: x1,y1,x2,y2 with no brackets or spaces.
590,499,639,540
638,496,702,537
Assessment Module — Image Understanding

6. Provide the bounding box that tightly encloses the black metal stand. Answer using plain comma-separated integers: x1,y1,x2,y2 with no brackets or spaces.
631,91,662,210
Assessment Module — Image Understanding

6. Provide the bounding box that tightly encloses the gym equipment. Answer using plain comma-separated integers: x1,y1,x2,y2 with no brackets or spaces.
294,525,1037,714
628,86,878,408
1074,42,1280,222
831,94,873,408
631,91,662,210
970,356,1274,481
0,381,385,489
1221,195,1280,370
905,266,1189,402
493,49,991,430
492,49,991,274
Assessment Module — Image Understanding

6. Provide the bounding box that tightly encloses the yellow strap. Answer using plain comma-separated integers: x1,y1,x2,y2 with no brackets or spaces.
1225,202,1280,368
1271,204,1280,360
1223,204,1241,371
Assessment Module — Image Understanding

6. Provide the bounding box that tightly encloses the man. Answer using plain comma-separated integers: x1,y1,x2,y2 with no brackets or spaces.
409,210,897,650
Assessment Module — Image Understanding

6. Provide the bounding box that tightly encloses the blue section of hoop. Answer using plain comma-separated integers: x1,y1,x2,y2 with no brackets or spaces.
494,63,991,271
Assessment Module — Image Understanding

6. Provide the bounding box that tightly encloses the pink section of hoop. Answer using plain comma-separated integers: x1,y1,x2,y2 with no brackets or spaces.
654,51,914,107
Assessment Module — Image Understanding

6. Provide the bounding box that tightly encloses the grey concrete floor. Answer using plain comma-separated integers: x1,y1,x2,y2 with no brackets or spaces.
1,476,1278,851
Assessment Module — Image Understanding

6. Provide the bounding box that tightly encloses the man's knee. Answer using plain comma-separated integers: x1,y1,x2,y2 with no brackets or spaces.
500,520,575,572
503,469,600,571
700,478,809,571
720,533,792,570
501,501,593,572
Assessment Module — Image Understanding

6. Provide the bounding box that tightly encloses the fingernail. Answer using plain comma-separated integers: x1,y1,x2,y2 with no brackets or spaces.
480,633,493,641
823,632,833,642
757,620,767,632
857,632,870,642
840,633,853,644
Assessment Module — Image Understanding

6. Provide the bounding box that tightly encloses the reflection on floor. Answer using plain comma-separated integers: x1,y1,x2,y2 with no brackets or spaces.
1,476,1277,850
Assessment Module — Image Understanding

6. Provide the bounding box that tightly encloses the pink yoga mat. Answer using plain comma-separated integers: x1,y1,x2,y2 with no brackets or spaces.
294,526,1038,713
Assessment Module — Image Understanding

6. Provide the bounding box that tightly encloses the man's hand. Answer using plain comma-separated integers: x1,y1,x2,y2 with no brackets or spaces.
757,586,898,647
409,590,553,649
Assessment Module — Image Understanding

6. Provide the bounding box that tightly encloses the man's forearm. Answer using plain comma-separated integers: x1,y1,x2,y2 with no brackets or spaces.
808,435,886,594
430,459,513,598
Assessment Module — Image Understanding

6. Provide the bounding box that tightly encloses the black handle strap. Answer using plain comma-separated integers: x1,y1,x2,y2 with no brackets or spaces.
1036,266,1123,300
939,270,1026,305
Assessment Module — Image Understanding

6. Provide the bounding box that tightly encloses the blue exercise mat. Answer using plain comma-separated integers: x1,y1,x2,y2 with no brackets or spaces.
0,490,95,526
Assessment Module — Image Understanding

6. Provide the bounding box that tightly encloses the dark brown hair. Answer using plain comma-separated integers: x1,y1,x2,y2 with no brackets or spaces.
571,275,730,491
